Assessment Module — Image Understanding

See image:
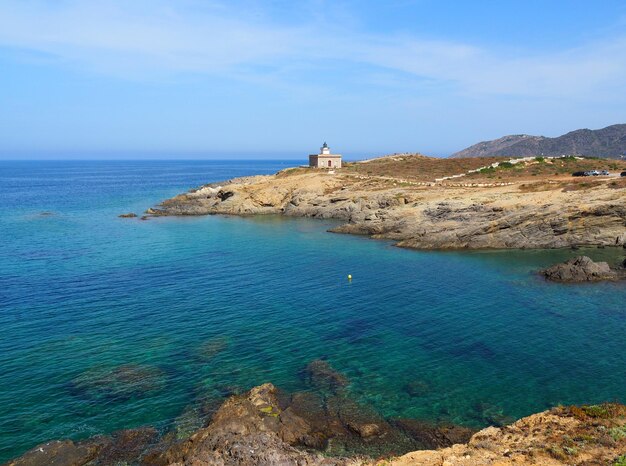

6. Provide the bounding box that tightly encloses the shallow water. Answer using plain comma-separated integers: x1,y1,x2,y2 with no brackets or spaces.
1,160,625,461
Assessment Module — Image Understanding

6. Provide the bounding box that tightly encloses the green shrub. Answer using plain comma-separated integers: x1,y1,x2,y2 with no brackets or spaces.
498,161,514,169
609,425,626,440
582,404,611,418
535,156,545,162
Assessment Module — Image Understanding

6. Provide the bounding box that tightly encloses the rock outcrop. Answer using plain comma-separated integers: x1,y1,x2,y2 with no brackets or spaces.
541,256,623,282
7,385,626,466
389,403,626,465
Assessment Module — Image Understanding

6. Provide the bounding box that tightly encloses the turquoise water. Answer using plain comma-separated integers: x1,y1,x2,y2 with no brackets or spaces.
1,160,625,462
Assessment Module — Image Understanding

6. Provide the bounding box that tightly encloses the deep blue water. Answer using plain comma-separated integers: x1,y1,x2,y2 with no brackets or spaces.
1,160,625,462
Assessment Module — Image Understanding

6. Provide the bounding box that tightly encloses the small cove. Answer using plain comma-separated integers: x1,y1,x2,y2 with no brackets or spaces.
1,160,625,462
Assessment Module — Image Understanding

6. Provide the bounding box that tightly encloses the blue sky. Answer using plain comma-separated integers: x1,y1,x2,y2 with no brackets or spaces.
1,0,626,159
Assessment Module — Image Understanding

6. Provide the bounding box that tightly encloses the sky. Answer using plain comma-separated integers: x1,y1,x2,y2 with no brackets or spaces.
1,0,626,159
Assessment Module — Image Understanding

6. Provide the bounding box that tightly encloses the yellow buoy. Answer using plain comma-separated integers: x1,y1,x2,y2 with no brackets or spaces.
347,274,352,280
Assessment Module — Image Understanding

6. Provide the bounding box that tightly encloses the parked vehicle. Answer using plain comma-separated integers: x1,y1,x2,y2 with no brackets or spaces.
599,170,610,176
621,171,626,177
590,170,600,176
572,171,586,177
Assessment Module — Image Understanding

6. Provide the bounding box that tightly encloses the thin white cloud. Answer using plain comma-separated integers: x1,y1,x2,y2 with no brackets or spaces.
0,0,625,100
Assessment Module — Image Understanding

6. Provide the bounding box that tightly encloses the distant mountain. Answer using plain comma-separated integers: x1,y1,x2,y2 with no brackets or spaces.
451,124,626,159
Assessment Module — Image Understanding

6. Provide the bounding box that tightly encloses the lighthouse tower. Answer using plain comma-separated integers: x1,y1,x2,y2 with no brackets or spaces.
309,142,342,168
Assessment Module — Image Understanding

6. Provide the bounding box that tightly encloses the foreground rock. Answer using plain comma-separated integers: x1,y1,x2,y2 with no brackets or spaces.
8,382,626,465
541,256,623,282
147,161,626,250
389,404,626,466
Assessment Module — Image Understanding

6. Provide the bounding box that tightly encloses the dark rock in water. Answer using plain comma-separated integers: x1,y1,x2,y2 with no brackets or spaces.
540,256,619,282
140,215,150,221
392,418,474,449
97,427,158,464
280,391,330,449
331,396,389,440
472,402,515,427
38,211,55,217
118,212,137,218
403,379,431,398
300,359,349,393
8,428,157,466
169,406,206,441
196,336,230,361
6,438,107,466
70,364,166,402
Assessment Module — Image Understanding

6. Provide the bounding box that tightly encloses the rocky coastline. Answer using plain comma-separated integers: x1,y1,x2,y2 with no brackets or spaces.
146,157,626,251
8,377,626,465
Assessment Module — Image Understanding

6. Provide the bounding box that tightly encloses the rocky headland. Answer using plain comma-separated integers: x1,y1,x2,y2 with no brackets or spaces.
147,155,626,251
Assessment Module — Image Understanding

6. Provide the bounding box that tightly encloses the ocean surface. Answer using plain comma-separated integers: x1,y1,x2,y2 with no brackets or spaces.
1,160,625,462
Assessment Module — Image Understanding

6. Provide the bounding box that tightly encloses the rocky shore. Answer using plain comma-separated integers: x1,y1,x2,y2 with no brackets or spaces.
146,156,626,250
9,380,626,465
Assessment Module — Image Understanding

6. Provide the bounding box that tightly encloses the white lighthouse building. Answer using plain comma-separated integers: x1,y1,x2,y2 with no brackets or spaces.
309,142,342,168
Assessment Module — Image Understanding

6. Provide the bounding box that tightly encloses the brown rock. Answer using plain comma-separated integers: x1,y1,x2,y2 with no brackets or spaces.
7,438,108,466
96,427,158,464
392,418,475,449
300,359,349,392
118,213,137,218
541,256,619,282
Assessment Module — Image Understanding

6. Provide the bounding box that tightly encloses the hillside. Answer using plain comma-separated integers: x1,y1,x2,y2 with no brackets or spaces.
451,124,626,159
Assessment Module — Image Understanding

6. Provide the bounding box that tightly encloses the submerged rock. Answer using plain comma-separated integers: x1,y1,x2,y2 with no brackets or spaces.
69,364,166,402
540,255,620,282
96,427,158,464
391,419,474,449
196,336,230,361
403,379,431,398
6,428,158,466
6,439,106,466
300,359,349,393
118,212,137,218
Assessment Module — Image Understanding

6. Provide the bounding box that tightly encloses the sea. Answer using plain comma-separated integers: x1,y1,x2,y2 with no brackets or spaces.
0,160,625,462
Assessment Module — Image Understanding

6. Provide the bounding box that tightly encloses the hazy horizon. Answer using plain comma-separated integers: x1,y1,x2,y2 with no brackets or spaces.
2,1,626,159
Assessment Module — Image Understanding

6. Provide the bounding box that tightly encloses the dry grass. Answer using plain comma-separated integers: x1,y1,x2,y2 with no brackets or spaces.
342,154,508,182
466,157,626,182
278,155,626,189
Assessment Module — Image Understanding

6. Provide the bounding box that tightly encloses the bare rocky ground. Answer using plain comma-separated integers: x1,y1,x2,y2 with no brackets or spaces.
146,155,626,251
